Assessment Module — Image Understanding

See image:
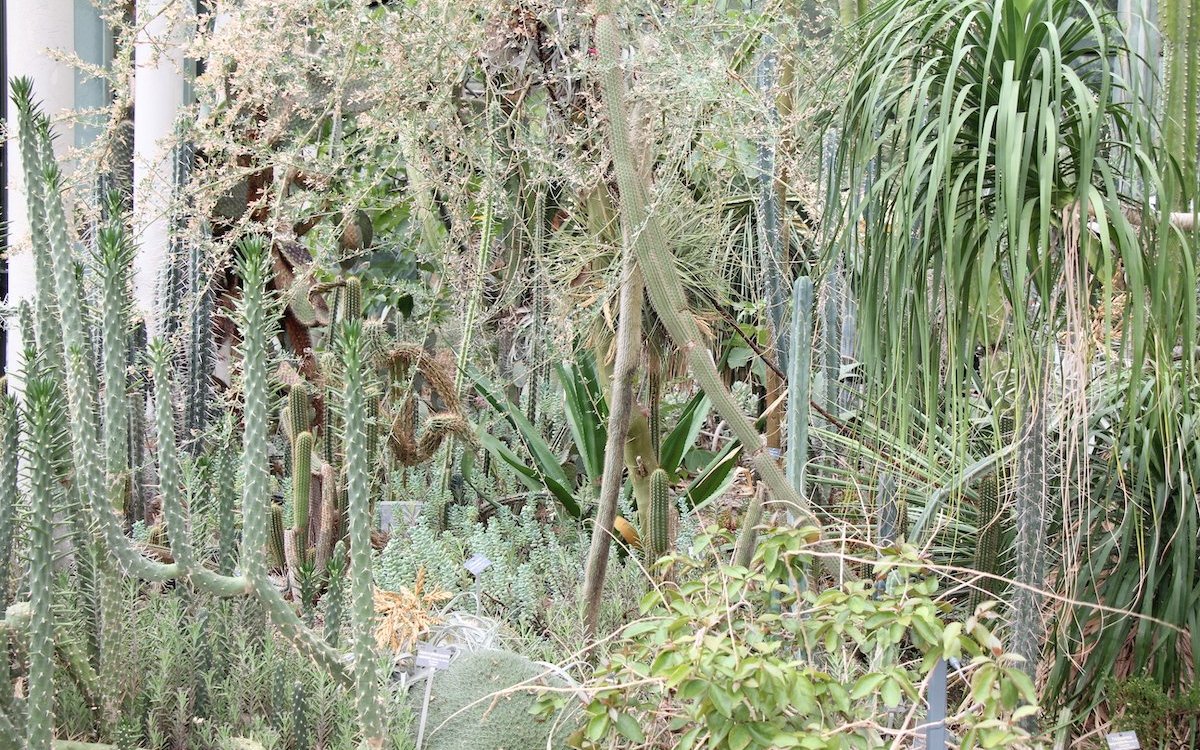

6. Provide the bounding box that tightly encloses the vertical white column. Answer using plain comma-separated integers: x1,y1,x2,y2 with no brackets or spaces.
133,0,192,337
4,0,76,378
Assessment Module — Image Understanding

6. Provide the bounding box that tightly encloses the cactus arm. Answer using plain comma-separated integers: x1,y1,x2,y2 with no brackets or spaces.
293,432,313,551
785,277,814,510
10,82,63,374
236,240,352,686
733,485,766,569
591,4,835,554
217,432,239,576
0,392,17,610
25,379,59,750
340,323,385,747
581,242,644,636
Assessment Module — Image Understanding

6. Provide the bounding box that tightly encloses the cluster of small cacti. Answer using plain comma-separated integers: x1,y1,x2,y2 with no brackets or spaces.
267,272,474,592
1,79,392,749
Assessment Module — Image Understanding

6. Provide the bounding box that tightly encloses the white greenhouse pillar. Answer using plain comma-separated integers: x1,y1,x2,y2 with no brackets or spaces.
4,0,76,380
133,0,193,337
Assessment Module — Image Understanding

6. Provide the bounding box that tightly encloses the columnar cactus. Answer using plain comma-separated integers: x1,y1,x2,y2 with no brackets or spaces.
24,377,59,750
970,474,1002,613
0,389,16,709
8,81,384,747
643,468,672,567
786,277,814,510
340,322,385,747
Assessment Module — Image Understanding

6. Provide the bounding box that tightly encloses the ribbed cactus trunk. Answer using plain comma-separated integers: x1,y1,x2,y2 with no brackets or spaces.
969,473,1002,613
786,277,814,511
643,468,672,568
1162,0,1199,204
590,1,831,553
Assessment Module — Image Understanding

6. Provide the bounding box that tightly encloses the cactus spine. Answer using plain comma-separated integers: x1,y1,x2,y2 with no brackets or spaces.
644,468,671,567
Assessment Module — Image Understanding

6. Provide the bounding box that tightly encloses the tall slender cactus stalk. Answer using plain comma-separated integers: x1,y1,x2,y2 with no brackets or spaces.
786,277,814,512
24,378,59,750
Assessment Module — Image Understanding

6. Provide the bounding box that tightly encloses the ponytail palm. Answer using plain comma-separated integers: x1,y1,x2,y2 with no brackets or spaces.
828,0,1193,693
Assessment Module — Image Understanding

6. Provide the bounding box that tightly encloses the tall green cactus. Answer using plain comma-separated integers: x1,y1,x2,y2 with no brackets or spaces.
339,322,385,748
643,468,671,567
969,474,1002,613
288,382,313,553
786,277,814,514
24,377,59,750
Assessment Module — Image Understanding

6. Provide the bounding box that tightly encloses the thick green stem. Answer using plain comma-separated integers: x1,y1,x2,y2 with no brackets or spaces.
786,277,813,512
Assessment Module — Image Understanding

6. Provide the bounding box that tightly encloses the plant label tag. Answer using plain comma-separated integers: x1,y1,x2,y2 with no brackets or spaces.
465,553,492,577
413,645,454,671
1105,732,1140,750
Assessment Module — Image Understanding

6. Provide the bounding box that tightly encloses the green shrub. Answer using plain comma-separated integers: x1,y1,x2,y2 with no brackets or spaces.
554,527,1036,750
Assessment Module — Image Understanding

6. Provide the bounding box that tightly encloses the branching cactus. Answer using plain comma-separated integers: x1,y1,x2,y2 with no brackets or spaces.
9,79,393,745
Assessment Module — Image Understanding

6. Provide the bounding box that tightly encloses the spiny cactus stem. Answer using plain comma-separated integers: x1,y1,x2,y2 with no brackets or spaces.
293,431,314,551
25,379,58,750
13,93,63,375
151,341,194,567
341,323,385,746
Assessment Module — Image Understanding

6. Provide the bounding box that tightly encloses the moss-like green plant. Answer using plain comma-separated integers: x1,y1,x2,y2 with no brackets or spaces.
417,649,573,750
